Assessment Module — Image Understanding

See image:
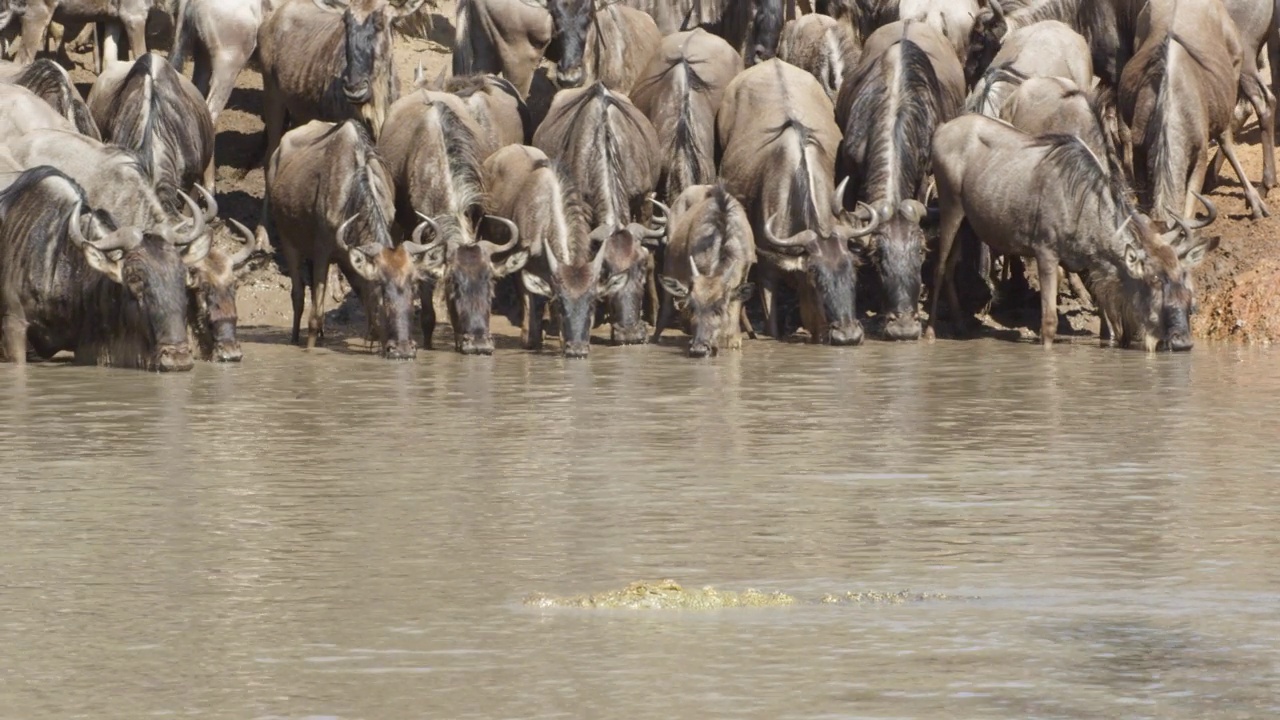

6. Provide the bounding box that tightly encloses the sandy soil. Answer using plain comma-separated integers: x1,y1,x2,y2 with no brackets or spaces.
58,5,1280,349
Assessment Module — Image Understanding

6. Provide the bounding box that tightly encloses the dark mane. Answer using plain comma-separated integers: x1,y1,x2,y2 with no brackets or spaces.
442,75,532,144
430,98,486,214
0,166,86,223
546,83,650,226
1034,133,1134,226
533,157,591,263
336,122,395,249
841,36,942,206
10,59,100,140
965,62,1026,113
650,56,715,203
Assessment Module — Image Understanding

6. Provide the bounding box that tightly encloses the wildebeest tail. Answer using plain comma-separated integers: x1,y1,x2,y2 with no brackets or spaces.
432,100,486,213
663,59,714,204
453,0,475,77
1139,34,1190,223
170,0,190,71
11,59,101,140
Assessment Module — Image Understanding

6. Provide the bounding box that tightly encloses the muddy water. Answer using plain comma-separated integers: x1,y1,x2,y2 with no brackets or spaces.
2,338,1278,718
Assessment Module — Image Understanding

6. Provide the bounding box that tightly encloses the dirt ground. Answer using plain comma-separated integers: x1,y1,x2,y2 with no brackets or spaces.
60,5,1280,348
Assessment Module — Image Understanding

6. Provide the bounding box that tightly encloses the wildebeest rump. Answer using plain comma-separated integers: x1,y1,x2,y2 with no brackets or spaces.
379,89,528,355
258,0,428,163
0,166,209,370
484,144,628,357
0,58,99,138
836,20,963,341
87,52,215,210
964,20,1092,117
630,29,742,206
719,58,880,346
653,183,756,357
534,82,663,344
170,0,268,124
263,119,442,358
777,13,860,101
417,71,532,149
929,114,1216,351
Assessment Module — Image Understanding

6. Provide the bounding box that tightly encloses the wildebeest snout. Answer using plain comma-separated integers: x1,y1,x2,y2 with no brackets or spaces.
343,79,372,103
611,323,647,345
883,312,922,341
556,64,585,89
829,321,865,346
459,334,495,356
383,339,417,360
687,340,715,358
156,343,195,372
214,339,243,363
1162,332,1194,352
563,339,590,359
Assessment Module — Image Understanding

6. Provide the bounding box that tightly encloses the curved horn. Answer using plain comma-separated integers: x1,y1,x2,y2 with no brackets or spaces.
170,189,206,246
227,219,258,269
899,199,927,225
335,214,360,250
989,0,1004,23
1189,191,1218,229
831,176,850,214
689,254,701,278
479,214,520,255
67,203,89,247
647,197,670,227
411,212,440,246
194,183,218,222
588,224,616,246
845,201,882,239
761,212,813,253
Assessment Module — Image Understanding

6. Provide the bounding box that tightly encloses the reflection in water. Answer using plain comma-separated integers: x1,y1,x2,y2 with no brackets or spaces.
1,341,1278,718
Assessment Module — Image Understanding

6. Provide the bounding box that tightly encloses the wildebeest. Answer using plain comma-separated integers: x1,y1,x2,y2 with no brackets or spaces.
484,144,629,357
777,13,860,101
929,114,1216,351
263,119,442,358
170,0,268,124
379,89,528,355
1000,76,1113,162
964,20,1092,116
0,59,99,137
624,0,785,65
0,82,76,139
87,52,215,208
187,221,268,362
836,20,963,341
0,166,208,370
4,0,151,66
258,0,428,162
818,0,978,61
630,29,742,206
451,0,552,98
652,183,756,357
2,128,251,361
417,71,532,149
1215,0,1276,196
719,58,880,345
534,82,664,344
1120,0,1268,221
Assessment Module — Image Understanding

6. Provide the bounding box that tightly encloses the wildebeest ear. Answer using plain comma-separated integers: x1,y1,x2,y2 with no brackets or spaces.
1180,235,1220,267
347,247,383,282
81,244,124,284
1123,243,1145,275
735,282,755,302
180,234,212,267
522,270,553,298
658,274,689,299
494,250,530,278
597,271,628,298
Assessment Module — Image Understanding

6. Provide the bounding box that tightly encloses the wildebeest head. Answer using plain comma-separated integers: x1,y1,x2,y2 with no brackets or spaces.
1103,196,1218,352
312,0,427,120
68,196,211,372
964,0,1007,88
868,198,929,341
595,199,667,345
542,0,596,89
758,182,880,346
747,0,785,67
421,215,529,355
521,229,628,358
659,256,755,358
338,214,445,359
187,219,265,363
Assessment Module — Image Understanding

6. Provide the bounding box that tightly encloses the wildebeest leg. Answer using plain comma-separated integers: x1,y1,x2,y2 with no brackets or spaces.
650,293,672,343
739,305,756,340
759,266,779,338
286,252,305,346
523,290,544,350
1099,310,1114,346
419,278,438,349
1035,252,1059,346
192,44,214,99
926,201,964,341
261,76,287,166
205,51,243,125
17,4,55,65
1217,130,1270,218
1242,69,1276,195
307,260,328,349
2,313,28,365
122,13,147,62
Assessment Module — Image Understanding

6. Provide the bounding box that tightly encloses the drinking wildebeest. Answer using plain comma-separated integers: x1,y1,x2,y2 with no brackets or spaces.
652,183,756,358
534,82,665,345
718,59,880,346
928,114,1217,351
87,52,216,206
484,144,630,357
4,0,151,66
836,20,963,341
0,166,208,370
777,14,860,101
170,0,269,125
258,0,428,163
1121,0,1269,221
964,20,1092,117
3,127,256,362
630,29,743,206
187,222,267,363
262,119,442,358
378,89,528,355
0,59,99,138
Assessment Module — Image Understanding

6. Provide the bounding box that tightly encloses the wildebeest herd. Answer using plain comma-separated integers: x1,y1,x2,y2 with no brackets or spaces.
0,0,1267,370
